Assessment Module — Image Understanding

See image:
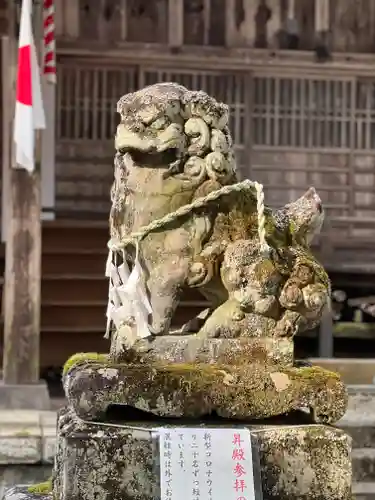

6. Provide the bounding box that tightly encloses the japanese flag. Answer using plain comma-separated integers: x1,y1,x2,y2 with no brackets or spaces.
14,0,46,172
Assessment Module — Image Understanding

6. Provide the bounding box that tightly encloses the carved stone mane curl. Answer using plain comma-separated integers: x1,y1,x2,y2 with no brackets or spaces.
110,82,238,241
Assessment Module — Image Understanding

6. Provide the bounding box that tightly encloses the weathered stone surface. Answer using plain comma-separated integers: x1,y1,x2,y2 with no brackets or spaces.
64,359,347,424
115,335,294,367
52,407,351,500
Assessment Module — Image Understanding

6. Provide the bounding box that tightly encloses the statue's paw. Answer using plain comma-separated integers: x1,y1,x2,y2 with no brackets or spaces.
186,261,211,287
279,282,304,309
253,296,280,319
274,310,303,338
196,301,245,339
148,321,171,337
302,283,328,318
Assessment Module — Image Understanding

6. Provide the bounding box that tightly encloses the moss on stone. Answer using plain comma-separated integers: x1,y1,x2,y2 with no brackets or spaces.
27,478,52,495
284,365,341,382
65,358,347,424
14,430,31,437
63,352,108,375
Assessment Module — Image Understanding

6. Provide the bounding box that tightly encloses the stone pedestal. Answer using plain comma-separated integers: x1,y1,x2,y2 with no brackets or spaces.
45,407,352,500
64,357,348,424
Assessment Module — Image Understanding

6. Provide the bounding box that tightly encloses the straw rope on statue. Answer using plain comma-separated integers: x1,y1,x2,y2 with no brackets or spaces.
104,179,270,345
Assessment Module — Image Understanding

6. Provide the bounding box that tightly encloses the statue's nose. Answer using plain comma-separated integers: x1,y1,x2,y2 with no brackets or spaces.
306,187,323,213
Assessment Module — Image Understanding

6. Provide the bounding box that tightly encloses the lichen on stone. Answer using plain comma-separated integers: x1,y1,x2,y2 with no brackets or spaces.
27,479,52,495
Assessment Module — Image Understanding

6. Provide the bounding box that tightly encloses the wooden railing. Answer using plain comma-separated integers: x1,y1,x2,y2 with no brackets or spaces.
56,0,375,54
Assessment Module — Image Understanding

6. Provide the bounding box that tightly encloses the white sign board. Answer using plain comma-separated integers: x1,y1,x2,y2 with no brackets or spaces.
157,428,255,500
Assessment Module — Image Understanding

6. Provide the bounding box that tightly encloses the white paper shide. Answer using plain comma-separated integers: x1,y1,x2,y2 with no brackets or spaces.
158,428,255,500
104,243,152,347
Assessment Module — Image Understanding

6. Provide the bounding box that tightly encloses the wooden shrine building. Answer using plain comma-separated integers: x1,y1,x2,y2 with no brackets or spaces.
2,0,375,369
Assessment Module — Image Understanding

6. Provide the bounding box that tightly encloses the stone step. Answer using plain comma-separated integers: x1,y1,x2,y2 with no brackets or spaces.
340,388,375,488
353,482,375,500
343,385,375,427
353,449,375,483
339,425,375,449
310,359,375,385
338,385,375,451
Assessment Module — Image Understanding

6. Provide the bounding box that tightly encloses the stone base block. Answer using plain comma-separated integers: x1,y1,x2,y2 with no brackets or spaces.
51,406,352,500
114,335,294,367
64,357,348,424
0,381,50,411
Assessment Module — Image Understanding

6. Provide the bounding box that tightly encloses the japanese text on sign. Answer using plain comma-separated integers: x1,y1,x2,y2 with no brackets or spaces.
157,428,255,500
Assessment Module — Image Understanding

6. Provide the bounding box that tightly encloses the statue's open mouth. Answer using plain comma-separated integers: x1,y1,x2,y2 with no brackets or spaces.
119,146,179,168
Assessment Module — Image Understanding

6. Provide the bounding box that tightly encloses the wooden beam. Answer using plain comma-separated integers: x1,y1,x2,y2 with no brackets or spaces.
55,42,375,77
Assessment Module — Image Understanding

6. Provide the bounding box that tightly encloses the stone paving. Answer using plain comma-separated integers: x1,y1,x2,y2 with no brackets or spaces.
0,411,56,465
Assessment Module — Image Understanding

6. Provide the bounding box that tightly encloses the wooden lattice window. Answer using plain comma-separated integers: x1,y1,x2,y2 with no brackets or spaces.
141,68,249,172
354,80,375,150
252,76,353,149
57,62,138,140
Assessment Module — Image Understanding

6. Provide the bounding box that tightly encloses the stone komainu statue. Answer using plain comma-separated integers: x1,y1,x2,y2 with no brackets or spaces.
106,82,329,354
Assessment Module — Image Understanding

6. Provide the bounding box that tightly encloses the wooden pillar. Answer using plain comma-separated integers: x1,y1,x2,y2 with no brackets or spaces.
242,0,258,47
318,304,334,358
3,171,42,384
284,0,299,50
267,0,282,49
64,0,79,38
315,0,330,34
168,0,183,47
1,35,11,242
314,0,330,60
3,0,42,386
